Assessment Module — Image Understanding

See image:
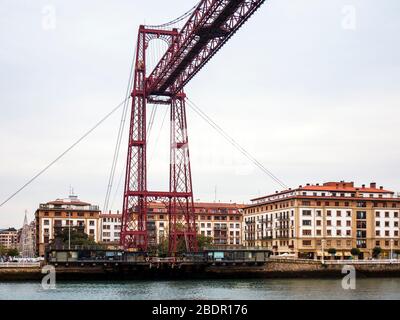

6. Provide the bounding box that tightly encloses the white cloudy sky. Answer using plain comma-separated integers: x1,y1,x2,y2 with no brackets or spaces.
1,0,399,228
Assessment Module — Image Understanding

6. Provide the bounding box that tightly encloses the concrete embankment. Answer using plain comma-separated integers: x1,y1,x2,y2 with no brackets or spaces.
2,260,400,281
0,267,42,281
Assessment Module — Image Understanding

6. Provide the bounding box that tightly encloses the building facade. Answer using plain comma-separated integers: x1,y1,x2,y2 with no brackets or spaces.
132,201,244,247
35,194,101,256
100,211,122,244
244,182,400,260
18,212,36,258
0,228,18,249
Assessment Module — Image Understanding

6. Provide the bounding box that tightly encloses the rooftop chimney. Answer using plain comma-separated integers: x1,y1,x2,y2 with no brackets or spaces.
370,182,376,189
380,186,383,190
362,184,365,188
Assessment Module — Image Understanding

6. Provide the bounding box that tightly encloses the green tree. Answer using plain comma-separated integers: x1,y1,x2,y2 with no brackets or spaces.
372,247,382,258
350,248,361,258
328,248,337,257
6,248,19,257
53,226,97,247
196,234,213,250
0,245,7,256
394,250,400,259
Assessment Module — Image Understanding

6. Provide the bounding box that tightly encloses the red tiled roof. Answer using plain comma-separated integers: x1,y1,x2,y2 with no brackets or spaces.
300,185,393,194
251,182,394,201
47,200,91,206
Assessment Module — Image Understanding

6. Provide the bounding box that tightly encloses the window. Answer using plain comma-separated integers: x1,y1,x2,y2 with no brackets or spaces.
327,220,332,226
302,210,312,216
376,230,380,236
302,220,312,226
337,211,341,217
43,220,49,225
357,211,367,219
302,240,311,246
89,221,95,226
316,220,321,226
376,211,380,217
302,230,312,236
327,210,332,216
346,221,351,227
316,229,321,236
376,221,380,227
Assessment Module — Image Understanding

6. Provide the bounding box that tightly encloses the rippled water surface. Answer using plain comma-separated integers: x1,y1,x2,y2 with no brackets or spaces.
0,278,399,300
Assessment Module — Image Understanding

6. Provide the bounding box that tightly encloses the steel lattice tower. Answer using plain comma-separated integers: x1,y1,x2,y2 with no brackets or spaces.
120,0,266,254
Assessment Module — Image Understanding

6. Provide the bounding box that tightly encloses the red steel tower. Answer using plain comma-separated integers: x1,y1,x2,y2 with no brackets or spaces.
121,0,266,254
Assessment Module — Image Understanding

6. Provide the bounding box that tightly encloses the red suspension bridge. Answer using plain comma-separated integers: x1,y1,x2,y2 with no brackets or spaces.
120,0,267,254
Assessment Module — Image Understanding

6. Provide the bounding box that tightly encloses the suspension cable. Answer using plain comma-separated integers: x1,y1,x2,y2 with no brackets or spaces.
145,1,200,29
185,98,288,190
102,48,136,214
0,97,130,209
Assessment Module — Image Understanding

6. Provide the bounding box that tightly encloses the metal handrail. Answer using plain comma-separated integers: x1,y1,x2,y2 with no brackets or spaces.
0,262,40,267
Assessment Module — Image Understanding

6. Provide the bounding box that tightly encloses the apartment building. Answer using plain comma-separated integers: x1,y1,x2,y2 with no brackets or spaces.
35,194,101,256
135,201,245,247
0,228,18,249
100,211,122,244
244,182,400,260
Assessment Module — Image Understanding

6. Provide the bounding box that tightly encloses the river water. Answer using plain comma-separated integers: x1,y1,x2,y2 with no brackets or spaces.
0,278,399,300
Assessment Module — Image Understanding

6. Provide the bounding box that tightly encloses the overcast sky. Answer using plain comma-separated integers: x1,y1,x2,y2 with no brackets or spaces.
1,0,400,228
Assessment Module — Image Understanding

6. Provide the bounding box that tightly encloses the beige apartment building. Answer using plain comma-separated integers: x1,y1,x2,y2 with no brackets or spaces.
142,201,244,247
35,194,101,256
244,182,400,260
0,228,18,249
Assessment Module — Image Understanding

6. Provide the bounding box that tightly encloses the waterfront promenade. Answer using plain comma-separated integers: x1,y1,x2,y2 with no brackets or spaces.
2,258,400,281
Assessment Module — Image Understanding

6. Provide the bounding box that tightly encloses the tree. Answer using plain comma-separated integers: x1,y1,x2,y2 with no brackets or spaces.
196,234,213,250
6,248,19,257
372,247,382,258
328,248,337,257
53,226,97,247
394,250,400,259
0,245,7,256
350,248,361,258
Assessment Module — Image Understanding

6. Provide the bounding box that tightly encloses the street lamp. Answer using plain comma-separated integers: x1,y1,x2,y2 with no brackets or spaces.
321,239,326,264
390,239,394,261
68,211,71,250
